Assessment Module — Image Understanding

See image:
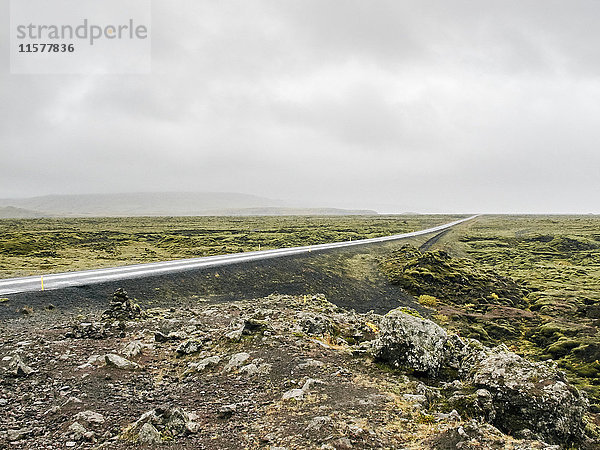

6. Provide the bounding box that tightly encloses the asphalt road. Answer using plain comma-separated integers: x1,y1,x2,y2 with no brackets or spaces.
0,215,477,296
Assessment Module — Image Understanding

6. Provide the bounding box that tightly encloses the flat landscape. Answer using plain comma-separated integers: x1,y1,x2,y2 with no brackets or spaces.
0,215,461,279
2,214,600,448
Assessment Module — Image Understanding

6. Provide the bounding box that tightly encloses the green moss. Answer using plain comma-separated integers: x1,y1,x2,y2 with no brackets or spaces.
437,214,600,410
418,294,438,307
547,338,582,358
380,245,528,309
397,307,423,318
415,412,435,424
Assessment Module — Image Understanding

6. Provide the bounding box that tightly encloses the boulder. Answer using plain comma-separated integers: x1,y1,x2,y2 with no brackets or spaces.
370,309,588,445
371,308,447,376
468,348,588,445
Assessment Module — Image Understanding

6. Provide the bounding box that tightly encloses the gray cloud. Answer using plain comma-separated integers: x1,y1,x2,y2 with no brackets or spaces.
1,0,599,213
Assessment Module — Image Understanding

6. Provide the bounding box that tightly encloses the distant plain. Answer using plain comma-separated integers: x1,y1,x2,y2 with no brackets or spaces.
0,215,461,279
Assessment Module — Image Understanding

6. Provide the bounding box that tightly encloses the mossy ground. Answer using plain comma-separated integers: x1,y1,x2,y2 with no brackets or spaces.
381,215,600,411
0,215,462,279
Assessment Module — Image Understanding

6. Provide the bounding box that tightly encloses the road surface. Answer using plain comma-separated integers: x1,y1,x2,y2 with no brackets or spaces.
0,215,477,296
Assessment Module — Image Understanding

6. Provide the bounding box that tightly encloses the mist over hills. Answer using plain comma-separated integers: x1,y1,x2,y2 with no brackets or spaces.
0,206,48,219
0,192,377,217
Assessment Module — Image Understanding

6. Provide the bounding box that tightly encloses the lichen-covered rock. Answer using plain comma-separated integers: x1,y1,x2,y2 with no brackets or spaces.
441,334,489,377
429,419,559,449
224,315,268,341
176,340,202,356
138,422,161,444
371,309,588,445
188,355,221,372
370,308,447,376
121,406,199,443
224,352,250,371
295,312,335,336
468,348,588,445
445,388,495,423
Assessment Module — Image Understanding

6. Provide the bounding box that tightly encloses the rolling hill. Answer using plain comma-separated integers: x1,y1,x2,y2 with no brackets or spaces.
0,193,377,217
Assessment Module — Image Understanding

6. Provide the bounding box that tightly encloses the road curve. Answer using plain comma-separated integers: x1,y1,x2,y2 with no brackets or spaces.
0,215,478,296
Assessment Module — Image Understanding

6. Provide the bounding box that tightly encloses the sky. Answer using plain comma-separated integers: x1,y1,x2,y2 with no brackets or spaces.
1,0,599,213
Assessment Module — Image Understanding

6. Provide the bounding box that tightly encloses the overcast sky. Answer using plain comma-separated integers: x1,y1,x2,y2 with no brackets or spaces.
1,0,599,213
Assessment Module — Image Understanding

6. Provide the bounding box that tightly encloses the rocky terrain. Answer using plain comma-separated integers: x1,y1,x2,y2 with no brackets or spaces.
381,216,600,414
1,289,597,449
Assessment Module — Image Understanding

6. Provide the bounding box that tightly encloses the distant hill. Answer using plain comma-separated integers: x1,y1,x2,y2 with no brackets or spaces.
204,207,378,216
0,193,378,217
0,206,49,218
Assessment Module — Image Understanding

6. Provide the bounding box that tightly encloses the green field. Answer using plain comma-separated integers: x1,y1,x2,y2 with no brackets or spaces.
0,215,461,279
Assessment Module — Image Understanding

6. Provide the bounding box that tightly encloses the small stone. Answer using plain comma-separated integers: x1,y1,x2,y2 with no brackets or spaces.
307,416,332,431
185,420,200,434
154,331,169,342
44,405,60,416
176,340,202,356
68,422,87,441
7,428,31,442
257,363,272,375
9,355,34,377
301,378,322,392
66,322,108,340
83,431,95,441
122,340,145,358
105,354,140,370
75,410,105,425
218,403,237,418
239,363,258,376
224,352,250,371
189,355,220,372
138,423,161,444
87,354,104,365
155,330,187,342
332,437,353,449
297,359,325,369
282,389,305,401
